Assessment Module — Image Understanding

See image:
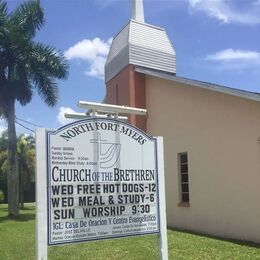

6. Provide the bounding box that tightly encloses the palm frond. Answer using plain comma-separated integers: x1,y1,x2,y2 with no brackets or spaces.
0,0,7,20
15,80,32,106
8,0,44,39
1,0,69,109
12,62,32,106
34,75,58,106
0,0,8,41
30,42,69,79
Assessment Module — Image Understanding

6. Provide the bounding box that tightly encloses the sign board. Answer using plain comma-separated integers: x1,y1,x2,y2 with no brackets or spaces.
36,118,168,259
47,118,159,245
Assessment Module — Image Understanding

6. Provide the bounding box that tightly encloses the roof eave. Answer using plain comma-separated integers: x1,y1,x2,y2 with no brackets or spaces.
135,66,260,103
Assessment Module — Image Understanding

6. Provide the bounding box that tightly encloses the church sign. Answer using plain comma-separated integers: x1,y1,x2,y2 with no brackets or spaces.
47,118,159,244
36,118,167,258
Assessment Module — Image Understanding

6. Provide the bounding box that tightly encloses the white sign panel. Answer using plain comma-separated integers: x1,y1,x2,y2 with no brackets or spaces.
46,118,160,245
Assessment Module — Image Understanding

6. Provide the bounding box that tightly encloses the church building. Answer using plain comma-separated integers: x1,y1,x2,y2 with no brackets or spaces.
104,0,260,243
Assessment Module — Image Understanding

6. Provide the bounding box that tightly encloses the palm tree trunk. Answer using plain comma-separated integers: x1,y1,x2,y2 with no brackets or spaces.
7,98,19,217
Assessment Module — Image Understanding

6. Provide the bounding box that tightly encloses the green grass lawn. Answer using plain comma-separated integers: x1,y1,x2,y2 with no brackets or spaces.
0,204,259,260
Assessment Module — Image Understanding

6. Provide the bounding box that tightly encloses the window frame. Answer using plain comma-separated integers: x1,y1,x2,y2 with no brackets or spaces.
178,152,190,207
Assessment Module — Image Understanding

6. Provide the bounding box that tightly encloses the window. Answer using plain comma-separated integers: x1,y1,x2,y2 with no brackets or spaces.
178,152,190,205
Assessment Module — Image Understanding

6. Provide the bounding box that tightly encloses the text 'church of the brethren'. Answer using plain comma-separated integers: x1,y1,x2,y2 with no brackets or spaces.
104,0,260,243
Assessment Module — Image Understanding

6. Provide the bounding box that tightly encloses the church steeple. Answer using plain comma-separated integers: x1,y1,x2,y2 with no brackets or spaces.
105,0,176,129
132,0,145,23
105,0,176,83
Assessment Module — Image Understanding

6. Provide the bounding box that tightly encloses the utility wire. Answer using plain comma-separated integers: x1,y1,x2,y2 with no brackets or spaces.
15,116,42,128
15,120,35,133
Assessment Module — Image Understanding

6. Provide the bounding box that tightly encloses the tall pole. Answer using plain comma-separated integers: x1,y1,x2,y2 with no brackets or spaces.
36,128,48,260
156,137,168,260
132,0,145,23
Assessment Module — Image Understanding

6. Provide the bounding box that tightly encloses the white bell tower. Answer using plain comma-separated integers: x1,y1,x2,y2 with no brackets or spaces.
132,0,145,23
105,0,176,83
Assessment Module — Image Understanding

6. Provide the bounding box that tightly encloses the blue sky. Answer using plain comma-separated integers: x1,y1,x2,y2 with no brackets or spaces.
1,0,260,134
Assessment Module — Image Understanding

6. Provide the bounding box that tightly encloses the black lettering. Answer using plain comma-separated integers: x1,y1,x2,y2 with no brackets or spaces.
51,197,60,207
60,133,71,141
51,185,60,195
51,166,59,182
79,196,86,206
67,129,76,138
54,209,60,220
60,185,73,195
100,122,107,130
120,126,129,135
61,197,74,207
71,126,83,135
84,123,94,132
107,123,113,131
54,209,75,219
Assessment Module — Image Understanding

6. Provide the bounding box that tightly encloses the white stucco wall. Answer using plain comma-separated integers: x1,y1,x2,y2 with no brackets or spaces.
146,75,260,243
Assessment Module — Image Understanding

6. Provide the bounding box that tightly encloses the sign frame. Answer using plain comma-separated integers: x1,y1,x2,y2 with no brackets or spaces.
36,118,168,260
46,118,160,245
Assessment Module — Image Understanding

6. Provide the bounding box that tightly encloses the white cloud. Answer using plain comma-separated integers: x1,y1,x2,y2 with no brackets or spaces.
187,0,260,25
57,106,77,126
64,37,112,79
205,49,260,70
64,38,110,61
206,49,260,61
85,56,107,78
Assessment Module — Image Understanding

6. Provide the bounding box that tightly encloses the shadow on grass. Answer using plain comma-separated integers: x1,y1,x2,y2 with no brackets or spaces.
169,227,260,249
20,206,35,211
0,205,34,212
0,213,35,223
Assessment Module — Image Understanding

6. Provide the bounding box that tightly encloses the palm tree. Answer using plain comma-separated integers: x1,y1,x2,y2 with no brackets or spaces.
0,0,69,217
17,134,35,209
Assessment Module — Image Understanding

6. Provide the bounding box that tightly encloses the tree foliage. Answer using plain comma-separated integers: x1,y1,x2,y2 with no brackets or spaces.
0,131,8,202
17,134,35,208
0,0,69,111
0,132,36,205
0,0,69,216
